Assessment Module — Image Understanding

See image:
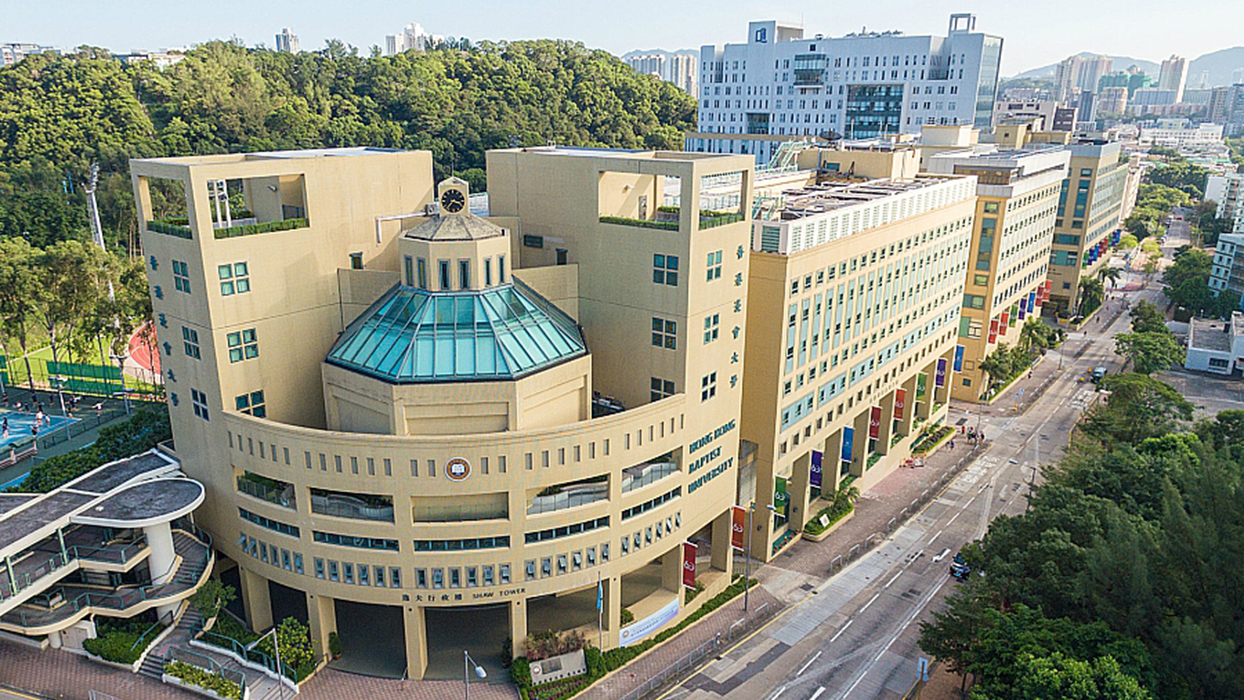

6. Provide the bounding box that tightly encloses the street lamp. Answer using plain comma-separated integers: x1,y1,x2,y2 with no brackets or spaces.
464,650,487,700
246,627,284,700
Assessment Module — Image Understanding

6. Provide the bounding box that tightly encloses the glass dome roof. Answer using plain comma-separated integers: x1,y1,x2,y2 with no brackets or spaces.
327,281,587,383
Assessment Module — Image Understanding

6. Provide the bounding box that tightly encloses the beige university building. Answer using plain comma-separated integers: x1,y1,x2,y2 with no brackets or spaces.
130,143,977,679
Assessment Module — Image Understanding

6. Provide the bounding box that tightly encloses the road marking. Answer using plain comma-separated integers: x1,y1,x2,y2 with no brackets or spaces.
840,576,951,699
859,592,881,613
829,619,853,643
884,570,903,589
946,511,961,525
798,650,823,676
964,494,976,507
927,529,943,546
770,686,787,700
810,688,827,700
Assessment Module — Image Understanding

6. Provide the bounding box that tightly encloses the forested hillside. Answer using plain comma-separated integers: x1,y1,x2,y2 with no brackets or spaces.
0,40,697,251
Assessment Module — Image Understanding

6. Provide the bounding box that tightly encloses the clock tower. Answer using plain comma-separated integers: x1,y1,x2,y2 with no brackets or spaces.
437,177,469,215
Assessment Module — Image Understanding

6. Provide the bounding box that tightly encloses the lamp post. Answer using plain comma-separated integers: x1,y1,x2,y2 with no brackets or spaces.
464,650,486,700
744,503,754,611
246,626,284,700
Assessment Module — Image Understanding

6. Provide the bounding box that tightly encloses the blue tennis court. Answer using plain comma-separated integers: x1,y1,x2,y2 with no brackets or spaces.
0,410,78,450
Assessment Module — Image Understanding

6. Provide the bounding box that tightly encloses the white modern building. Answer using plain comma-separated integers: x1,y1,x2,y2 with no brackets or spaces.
1138,123,1224,150
384,22,444,55
1184,312,1244,375
991,101,1076,132
1207,173,1244,226
1,42,58,65
276,28,300,53
688,14,1003,164
1158,55,1189,103
1209,232,1244,308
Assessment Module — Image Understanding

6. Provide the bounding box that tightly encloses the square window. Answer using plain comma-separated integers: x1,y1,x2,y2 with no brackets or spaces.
182,327,201,360
653,254,680,286
651,318,677,349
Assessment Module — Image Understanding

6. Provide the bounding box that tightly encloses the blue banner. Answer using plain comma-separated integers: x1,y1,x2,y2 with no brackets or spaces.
953,345,965,372
841,428,854,463
810,450,823,488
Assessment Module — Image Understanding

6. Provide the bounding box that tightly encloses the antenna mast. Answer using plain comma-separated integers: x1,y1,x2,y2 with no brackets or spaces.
84,162,106,251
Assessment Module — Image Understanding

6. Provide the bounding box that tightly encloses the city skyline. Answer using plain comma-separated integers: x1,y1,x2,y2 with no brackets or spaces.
10,0,1242,77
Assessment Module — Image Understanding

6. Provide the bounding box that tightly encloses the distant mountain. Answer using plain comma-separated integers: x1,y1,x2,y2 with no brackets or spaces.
1189,47,1244,87
1009,48,1244,87
1009,53,1158,81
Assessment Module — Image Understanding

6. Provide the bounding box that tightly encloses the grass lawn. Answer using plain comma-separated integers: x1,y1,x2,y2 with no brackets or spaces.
2,341,159,396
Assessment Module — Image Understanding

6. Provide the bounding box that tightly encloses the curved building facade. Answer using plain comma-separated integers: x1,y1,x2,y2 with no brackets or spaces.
132,148,754,679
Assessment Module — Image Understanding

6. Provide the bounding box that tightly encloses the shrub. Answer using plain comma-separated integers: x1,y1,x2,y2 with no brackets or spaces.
164,660,243,700
83,618,165,664
255,617,315,676
620,608,634,625
213,217,309,239
190,580,236,620
328,631,343,658
524,629,587,661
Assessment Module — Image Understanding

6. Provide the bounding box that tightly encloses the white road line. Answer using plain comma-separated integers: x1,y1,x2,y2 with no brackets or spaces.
770,685,787,700
927,529,943,545
829,619,853,643
840,576,951,699
946,511,961,525
859,592,881,613
964,494,976,508
810,688,827,700
884,571,903,589
797,650,823,677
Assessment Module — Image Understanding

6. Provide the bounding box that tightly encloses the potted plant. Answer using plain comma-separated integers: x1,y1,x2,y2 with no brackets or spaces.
328,632,343,660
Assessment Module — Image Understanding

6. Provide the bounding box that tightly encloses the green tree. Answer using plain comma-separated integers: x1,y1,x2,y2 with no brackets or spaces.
1079,277,1105,316
1082,373,1193,445
1128,301,1167,334
1098,266,1122,290
1114,332,1185,374
0,238,42,387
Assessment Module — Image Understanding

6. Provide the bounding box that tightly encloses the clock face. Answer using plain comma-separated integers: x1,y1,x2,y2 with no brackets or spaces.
440,188,466,213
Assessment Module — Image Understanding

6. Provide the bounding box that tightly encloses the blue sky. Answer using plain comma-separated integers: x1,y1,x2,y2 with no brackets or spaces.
10,0,1242,75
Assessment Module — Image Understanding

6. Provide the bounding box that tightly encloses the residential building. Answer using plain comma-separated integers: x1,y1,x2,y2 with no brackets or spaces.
1097,86,1129,116
1138,122,1224,150
622,50,699,94
1098,69,1152,98
1120,154,1145,221
1209,232,1244,307
1054,55,1112,102
1206,173,1244,226
1184,312,1244,375
0,450,210,652
384,22,443,55
133,146,754,679
926,147,1071,401
1,42,58,65
276,28,300,53
1207,85,1244,137
1158,55,1189,103
991,101,1076,132
1046,140,1128,313
115,50,186,68
688,14,1003,164
741,147,973,559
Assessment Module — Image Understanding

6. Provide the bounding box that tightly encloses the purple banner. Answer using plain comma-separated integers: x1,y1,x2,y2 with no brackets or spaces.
810,450,823,488
935,358,948,388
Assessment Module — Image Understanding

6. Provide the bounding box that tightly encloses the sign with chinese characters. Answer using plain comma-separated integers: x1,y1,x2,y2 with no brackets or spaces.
445,457,471,482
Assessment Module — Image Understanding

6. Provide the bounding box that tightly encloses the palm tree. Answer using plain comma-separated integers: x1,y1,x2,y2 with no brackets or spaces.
1098,266,1122,290
832,483,860,513
1078,277,1105,316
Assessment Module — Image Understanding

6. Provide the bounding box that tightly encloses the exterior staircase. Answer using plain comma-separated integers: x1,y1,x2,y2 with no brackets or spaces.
138,605,201,681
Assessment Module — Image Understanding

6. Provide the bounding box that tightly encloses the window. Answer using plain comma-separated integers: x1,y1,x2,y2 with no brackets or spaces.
704,314,720,343
484,258,493,286
438,260,451,290
653,254,680,286
962,294,986,309
498,255,507,283
622,487,681,520
706,250,723,280
182,327,201,359
226,329,259,362
239,508,299,537
413,536,509,552
172,260,191,293
403,256,414,286
652,318,677,349
459,260,471,289
235,391,266,418
523,235,544,248
417,258,428,289
651,377,675,401
983,202,998,214
556,249,568,265
1209,357,1230,369
349,253,364,270
218,262,250,295
973,274,989,286
700,372,717,401
313,531,400,551
524,516,610,544
191,388,209,420
314,558,325,579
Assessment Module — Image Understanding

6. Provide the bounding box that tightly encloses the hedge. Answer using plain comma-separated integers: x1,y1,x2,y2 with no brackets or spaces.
214,217,308,240
911,425,954,455
164,660,243,700
803,502,854,536
513,577,758,700
598,216,679,231
12,406,171,494
83,618,165,664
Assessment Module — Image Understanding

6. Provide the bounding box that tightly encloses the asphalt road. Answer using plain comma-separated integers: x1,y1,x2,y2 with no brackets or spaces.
663,265,1170,700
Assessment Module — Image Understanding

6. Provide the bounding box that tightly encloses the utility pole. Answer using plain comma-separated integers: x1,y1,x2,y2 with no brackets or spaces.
83,163,105,252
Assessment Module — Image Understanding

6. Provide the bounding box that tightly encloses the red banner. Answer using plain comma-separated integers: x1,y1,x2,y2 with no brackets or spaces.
682,542,697,589
893,389,906,420
869,406,882,439
988,319,999,344
730,506,746,551
999,312,1009,334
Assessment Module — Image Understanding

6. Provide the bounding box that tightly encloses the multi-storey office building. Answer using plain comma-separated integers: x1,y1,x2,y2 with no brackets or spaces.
1207,173,1244,229
1046,140,1127,312
1209,232,1244,308
133,146,753,680
926,148,1070,401
741,149,974,559
687,14,1003,164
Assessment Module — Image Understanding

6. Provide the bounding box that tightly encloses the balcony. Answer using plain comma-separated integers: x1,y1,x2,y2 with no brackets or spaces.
0,528,148,607
310,489,394,523
0,527,212,635
621,457,679,494
527,476,609,516
236,472,296,510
